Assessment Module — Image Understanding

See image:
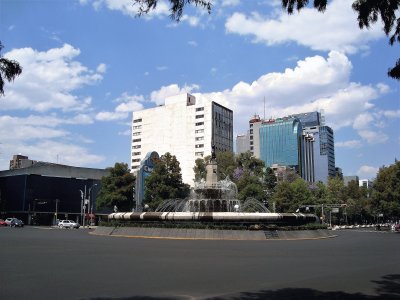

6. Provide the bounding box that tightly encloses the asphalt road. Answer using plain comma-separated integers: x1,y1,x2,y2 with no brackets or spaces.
0,226,399,300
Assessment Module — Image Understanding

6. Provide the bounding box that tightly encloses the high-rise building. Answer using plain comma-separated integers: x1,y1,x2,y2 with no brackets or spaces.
131,93,233,185
238,110,334,183
359,179,373,189
235,134,249,154
344,175,360,186
291,111,335,183
259,117,302,170
9,154,37,170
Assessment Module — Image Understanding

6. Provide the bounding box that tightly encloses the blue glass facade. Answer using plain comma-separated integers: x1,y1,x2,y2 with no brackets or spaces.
259,118,303,172
319,126,335,177
291,111,321,127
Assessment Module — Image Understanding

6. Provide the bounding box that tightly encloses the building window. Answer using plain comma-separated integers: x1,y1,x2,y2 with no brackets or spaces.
195,144,204,148
132,132,141,136
250,135,253,140
195,137,204,141
132,159,140,163
195,129,204,133
195,114,204,119
133,145,141,149
196,107,204,112
250,141,253,145
195,152,204,156
133,118,142,123
133,138,141,143
195,122,204,126
133,152,141,156
250,124,253,128
133,125,142,129
249,129,253,134
250,146,253,150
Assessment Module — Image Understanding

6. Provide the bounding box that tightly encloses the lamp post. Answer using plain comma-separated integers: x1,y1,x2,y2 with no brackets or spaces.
88,184,97,226
79,187,87,227
55,198,59,225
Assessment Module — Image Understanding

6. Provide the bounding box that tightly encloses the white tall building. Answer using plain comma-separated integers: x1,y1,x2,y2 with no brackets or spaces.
131,93,233,185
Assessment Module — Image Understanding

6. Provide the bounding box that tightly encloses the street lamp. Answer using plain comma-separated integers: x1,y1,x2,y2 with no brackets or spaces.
55,198,59,225
79,188,87,227
88,184,97,226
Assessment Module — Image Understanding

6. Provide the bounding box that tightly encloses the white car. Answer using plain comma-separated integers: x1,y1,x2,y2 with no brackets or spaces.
58,220,80,229
5,218,15,226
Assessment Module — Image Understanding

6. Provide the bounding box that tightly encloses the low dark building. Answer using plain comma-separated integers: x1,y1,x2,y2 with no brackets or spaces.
0,162,109,225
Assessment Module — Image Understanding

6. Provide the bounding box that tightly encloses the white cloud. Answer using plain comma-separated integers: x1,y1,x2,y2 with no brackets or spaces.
0,114,94,142
2,44,103,112
380,110,400,118
95,92,146,121
358,130,388,144
225,0,382,54
353,113,374,130
221,0,240,7
188,41,198,47
180,15,200,27
114,93,145,112
81,0,170,19
156,66,168,71
190,51,390,145
336,140,362,148
96,63,107,73
0,114,101,170
150,84,200,105
357,165,379,179
118,129,132,136
95,111,128,121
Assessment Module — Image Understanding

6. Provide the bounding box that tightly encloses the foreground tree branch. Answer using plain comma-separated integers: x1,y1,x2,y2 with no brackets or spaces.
0,41,22,96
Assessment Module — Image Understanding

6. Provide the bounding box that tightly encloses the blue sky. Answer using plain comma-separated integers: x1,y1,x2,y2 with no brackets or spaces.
1,0,399,180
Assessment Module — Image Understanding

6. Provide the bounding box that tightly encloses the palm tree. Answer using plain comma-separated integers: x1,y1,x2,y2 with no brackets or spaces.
0,41,22,96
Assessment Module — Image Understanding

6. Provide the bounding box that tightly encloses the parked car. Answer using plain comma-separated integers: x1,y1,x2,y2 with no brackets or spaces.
5,218,15,226
58,220,80,229
10,219,24,227
0,219,7,226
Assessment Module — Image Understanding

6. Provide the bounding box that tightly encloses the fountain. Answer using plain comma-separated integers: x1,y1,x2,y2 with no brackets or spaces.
109,148,318,226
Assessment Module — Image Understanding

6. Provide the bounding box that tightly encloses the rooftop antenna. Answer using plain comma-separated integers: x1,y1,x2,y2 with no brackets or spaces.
263,96,266,121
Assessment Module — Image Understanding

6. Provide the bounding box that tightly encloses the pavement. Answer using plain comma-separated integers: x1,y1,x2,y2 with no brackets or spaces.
0,226,399,300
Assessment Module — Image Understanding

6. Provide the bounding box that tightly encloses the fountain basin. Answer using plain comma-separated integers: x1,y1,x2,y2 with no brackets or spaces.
108,212,318,225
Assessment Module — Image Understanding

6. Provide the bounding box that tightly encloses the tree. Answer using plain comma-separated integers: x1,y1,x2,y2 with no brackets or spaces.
0,41,22,96
96,163,136,212
326,176,347,204
193,155,210,182
236,151,265,176
236,172,265,201
216,151,236,180
134,0,212,21
133,1,400,80
271,181,294,212
371,160,400,220
144,152,190,210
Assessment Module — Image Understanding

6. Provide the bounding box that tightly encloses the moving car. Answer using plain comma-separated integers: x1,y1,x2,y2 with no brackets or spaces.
58,220,80,229
0,219,7,226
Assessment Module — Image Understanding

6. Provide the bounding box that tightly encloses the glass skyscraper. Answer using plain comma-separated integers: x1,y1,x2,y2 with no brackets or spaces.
259,117,303,172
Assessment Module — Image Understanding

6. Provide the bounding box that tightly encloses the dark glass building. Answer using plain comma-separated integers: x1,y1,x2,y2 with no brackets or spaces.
259,117,303,172
0,162,109,225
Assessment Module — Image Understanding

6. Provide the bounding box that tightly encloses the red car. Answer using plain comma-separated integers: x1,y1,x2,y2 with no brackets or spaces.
0,219,7,226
